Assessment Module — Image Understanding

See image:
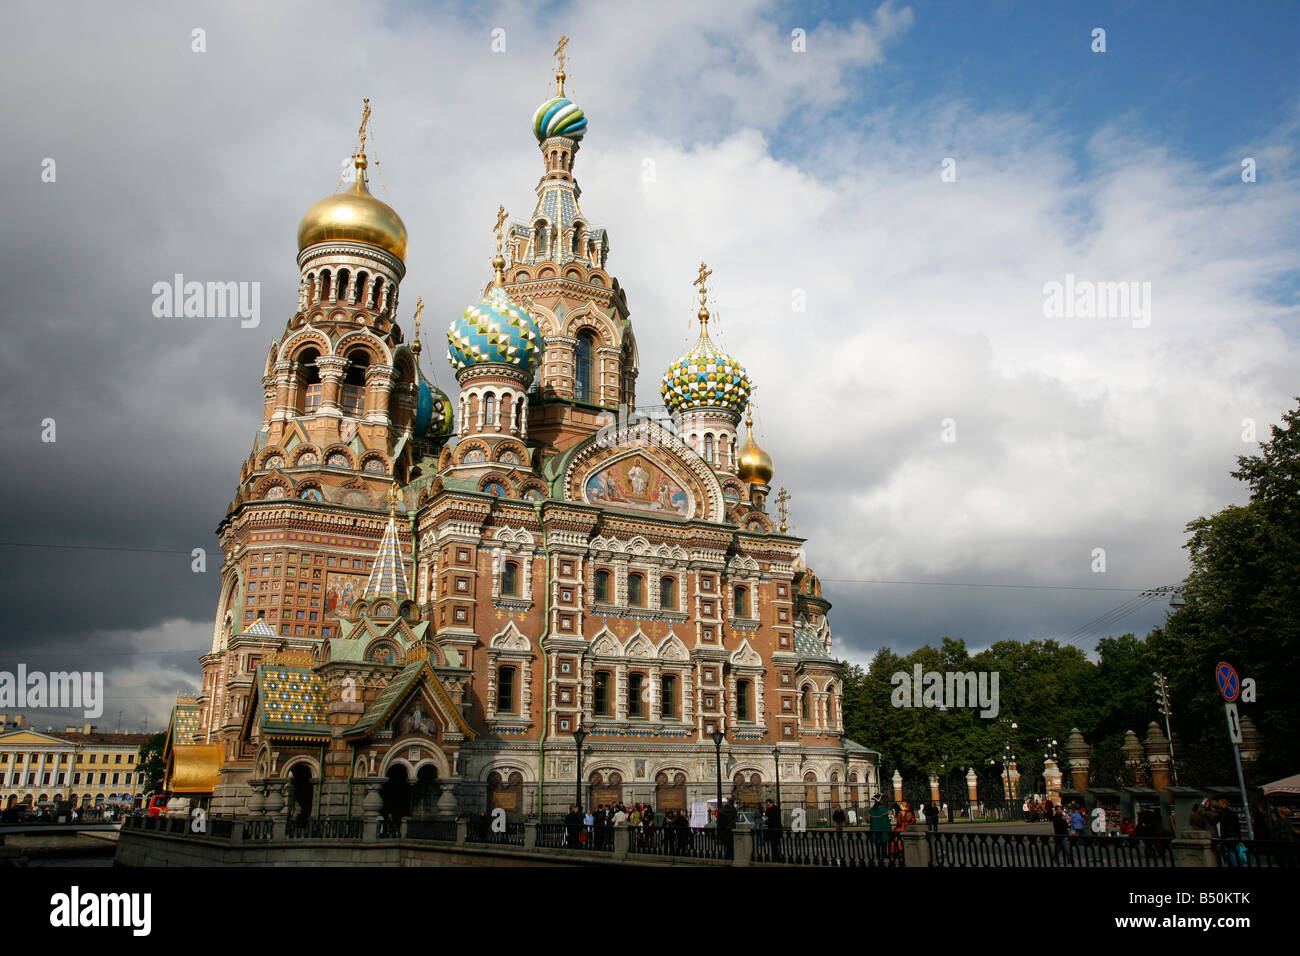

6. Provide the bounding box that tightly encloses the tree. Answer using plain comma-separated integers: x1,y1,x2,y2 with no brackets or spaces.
137,732,166,796
1148,398,1300,783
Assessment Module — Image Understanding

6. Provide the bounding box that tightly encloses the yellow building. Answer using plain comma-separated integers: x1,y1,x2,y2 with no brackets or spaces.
0,727,151,817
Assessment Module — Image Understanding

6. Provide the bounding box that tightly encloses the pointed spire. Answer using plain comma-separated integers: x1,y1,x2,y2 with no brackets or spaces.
350,97,372,190
364,483,410,602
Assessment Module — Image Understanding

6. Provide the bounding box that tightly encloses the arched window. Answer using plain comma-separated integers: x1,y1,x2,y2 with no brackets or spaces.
354,271,368,306
627,673,644,717
661,674,678,719
800,686,811,720
501,561,519,596
319,269,332,302
704,434,714,463
594,569,611,604
575,333,594,403
734,585,749,618
594,670,611,716
342,350,368,416
737,679,752,722
659,576,676,610
628,573,644,607
336,269,350,302
498,666,516,714
299,348,321,413
483,393,496,427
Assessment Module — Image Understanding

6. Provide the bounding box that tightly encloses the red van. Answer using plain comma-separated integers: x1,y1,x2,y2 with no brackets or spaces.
146,793,170,818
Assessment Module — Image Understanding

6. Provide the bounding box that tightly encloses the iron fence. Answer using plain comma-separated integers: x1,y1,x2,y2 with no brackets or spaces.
285,818,363,840
536,822,609,851
1213,839,1300,868
465,819,526,847
377,819,402,839
928,831,1174,867
243,818,273,842
627,825,732,861
752,828,902,867
407,818,458,842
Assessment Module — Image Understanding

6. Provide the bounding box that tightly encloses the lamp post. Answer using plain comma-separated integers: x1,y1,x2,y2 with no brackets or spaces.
572,723,588,813
771,746,782,822
710,723,725,821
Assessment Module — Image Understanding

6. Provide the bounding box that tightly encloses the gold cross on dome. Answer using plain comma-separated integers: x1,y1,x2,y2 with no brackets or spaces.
387,481,400,513
777,486,791,533
693,262,712,304
494,205,508,252
357,97,371,157
554,35,569,73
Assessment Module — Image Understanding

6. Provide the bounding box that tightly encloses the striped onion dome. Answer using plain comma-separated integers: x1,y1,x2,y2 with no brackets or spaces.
533,96,587,141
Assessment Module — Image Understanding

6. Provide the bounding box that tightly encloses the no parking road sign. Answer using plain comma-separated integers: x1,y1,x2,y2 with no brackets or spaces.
1216,661,1239,701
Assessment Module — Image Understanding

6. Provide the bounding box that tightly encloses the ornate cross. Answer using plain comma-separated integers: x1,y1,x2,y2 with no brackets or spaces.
777,487,791,533
554,35,569,74
357,97,371,157
494,204,508,252
387,481,400,513
411,296,424,356
693,262,712,304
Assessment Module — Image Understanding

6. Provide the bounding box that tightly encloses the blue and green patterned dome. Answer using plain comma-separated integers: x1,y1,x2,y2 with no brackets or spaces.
446,285,544,374
661,329,752,414
533,96,587,142
414,372,453,439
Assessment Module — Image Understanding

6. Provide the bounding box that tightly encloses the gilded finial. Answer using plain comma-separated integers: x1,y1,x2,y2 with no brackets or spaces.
354,97,372,172
411,296,424,357
387,480,400,515
492,205,508,286
777,486,791,533
693,261,713,332
554,35,570,96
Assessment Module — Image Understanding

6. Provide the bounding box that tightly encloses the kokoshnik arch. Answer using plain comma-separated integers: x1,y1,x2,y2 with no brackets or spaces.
163,45,880,821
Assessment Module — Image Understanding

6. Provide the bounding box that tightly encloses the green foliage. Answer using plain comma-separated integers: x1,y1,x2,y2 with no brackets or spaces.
1148,399,1300,782
839,398,1299,788
137,731,167,796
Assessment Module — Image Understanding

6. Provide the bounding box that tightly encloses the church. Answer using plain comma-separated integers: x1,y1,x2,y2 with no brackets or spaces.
166,43,880,823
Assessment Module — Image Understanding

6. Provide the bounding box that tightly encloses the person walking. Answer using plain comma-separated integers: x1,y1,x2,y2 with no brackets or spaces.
923,801,940,833
1050,805,1070,862
564,804,583,848
764,798,784,862
832,804,847,833
868,797,892,860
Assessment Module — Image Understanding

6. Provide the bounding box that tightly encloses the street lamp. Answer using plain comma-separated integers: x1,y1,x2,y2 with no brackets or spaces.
771,746,782,821
572,722,588,813
710,723,725,821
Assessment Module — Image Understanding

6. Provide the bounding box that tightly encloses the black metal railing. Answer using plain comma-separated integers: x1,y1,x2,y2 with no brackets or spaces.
929,831,1173,867
1213,839,1300,868
465,820,526,847
377,819,402,839
752,828,902,866
536,822,608,851
210,819,234,839
628,825,732,861
407,819,459,842
285,818,363,840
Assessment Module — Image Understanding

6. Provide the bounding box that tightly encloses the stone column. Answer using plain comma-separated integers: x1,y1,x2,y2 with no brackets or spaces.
928,774,940,806
365,364,395,426
246,778,267,817
1239,714,1260,767
892,770,903,804
966,767,978,806
315,356,348,418
1065,728,1090,792
1143,722,1172,792
1043,759,1062,805
732,822,754,867
1122,730,1145,785
436,777,461,818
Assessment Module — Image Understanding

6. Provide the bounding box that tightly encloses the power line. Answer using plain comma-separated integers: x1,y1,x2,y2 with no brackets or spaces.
819,578,1145,592
0,541,194,556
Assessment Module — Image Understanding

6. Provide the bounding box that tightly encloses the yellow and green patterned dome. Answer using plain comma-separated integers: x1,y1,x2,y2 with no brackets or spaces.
661,312,752,414
447,284,544,374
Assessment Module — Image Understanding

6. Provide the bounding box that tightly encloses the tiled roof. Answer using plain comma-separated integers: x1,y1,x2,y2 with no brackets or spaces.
792,624,834,662
256,665,329,738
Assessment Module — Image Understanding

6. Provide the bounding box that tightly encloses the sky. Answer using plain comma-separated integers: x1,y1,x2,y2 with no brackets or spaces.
0,0,1296,733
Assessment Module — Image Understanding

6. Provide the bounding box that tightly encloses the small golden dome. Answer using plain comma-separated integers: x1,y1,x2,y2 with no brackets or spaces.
737,413,773,485
297,159,407,261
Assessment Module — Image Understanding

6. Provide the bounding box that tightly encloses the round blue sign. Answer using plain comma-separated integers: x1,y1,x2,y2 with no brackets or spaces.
1216,661,1239,702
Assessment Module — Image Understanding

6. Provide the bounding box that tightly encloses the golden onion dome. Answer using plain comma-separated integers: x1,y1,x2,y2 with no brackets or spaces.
737,411,773,485
297,157,407,261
